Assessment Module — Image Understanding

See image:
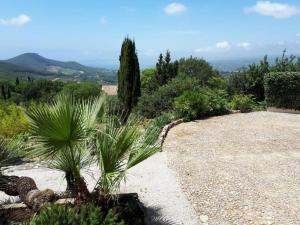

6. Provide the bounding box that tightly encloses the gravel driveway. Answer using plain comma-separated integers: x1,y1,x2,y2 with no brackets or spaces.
164,112,300,225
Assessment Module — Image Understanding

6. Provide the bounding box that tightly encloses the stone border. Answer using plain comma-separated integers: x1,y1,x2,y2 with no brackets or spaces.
156,119,184,150
267,107,300,114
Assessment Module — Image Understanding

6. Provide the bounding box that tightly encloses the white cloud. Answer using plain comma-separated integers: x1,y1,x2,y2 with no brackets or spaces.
237,42,251,49
0,14,31,26
216,41,230,49
194,47,212,53
164,3,187,15
244,1,300,19
100,17,107,25
297,33,300,37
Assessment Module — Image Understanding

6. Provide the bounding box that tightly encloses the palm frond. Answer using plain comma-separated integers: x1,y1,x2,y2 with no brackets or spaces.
27,94,105,178
94,115,159,195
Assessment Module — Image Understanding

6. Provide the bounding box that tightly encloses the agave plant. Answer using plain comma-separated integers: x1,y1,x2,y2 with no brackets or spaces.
27,94,105,201
94,115,159,196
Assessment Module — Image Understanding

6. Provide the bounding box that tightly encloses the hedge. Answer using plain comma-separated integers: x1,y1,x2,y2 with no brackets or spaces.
264,72,300,110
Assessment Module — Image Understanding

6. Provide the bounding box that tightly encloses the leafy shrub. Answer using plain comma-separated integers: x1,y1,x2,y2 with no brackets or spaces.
174,90,209,121
0,103,29,137
264,72,300,110
178,57,218,84
230,95,255,113
61,82,102,99
136,76,201,118
30,204,124,225
174,89,230,121
206,90,230,116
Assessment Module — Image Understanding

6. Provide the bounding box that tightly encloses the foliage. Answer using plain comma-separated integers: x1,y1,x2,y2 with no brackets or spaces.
94,115,159,196
227,56,269,101
13,79,64,103
117,37,141,113
0,136,24,172
178,56,218,84
61,82,102,99
264,72,300,110
230,95,255,113
207,76,228,90
136,76,201,118
30,204,124,225
27,94,105,191
174,91,209,121
270,49,300,72
140,68,158,95
155,51,178,86
0,103,29,137
205,89,230,116
174,89,230,121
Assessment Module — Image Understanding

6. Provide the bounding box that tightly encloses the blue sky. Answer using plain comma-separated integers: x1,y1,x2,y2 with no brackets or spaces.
0,0,300,66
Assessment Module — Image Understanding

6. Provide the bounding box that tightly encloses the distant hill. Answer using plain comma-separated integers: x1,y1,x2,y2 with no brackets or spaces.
0,53,117,83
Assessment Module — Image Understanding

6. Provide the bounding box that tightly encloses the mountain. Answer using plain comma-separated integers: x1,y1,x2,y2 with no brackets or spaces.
0,53,117,83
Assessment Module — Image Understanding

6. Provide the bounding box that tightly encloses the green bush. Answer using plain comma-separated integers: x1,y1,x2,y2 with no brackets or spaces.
136,76,201,118
230,95,255,113
174,89,230,121
61,82,102,99
174,90,209,121
0,103,29,137
30,204,124,225
264,72,300,110
206,90,230,116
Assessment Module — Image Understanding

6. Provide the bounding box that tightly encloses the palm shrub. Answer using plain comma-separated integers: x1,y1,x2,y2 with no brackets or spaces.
94,115,159,196
27,94,105,202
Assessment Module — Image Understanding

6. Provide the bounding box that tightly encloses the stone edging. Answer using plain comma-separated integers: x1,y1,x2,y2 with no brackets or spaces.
156,119,184,150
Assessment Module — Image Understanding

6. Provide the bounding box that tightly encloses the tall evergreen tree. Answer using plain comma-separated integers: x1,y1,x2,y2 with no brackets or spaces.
155,51,178,86
16,77,20,86
117,37,141,113
1,85,6,100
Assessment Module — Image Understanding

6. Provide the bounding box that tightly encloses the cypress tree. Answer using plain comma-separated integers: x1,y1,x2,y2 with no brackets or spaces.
117,37,141,113
16,77,20,86
1,85,6,100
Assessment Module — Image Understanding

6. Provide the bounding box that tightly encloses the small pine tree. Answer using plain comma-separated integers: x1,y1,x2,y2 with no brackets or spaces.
117,37,141,113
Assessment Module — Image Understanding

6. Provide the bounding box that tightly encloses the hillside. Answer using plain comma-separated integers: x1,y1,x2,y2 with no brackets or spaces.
0,53,117,83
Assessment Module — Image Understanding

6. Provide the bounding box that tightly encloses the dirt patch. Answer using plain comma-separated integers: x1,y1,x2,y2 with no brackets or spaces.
164,112,300,225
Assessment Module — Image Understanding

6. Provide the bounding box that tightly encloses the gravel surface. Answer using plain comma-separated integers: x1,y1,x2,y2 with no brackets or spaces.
0,154,198,225
164,112,300,225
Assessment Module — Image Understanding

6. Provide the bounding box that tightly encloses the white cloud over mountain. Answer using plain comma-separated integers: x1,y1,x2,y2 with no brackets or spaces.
216,41,231,49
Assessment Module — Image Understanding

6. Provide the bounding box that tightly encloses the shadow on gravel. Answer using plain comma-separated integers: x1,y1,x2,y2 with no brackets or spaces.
145,206,178,225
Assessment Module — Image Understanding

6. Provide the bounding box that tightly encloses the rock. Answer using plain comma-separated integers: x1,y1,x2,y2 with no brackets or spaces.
200,215,208,223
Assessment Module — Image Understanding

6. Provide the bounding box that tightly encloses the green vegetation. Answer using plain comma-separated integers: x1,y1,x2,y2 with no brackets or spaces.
61,82,102,99
117,38,141,113
230,95,255,113
0,103,28,137
265,72,300,110
30,204,124,225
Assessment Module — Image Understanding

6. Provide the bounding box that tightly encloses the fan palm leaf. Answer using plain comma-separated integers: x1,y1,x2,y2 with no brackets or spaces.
94,115,159,196
27,94,105,184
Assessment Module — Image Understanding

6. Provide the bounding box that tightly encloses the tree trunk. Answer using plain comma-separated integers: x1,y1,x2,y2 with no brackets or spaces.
74,176,90,205
0,175,55,212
